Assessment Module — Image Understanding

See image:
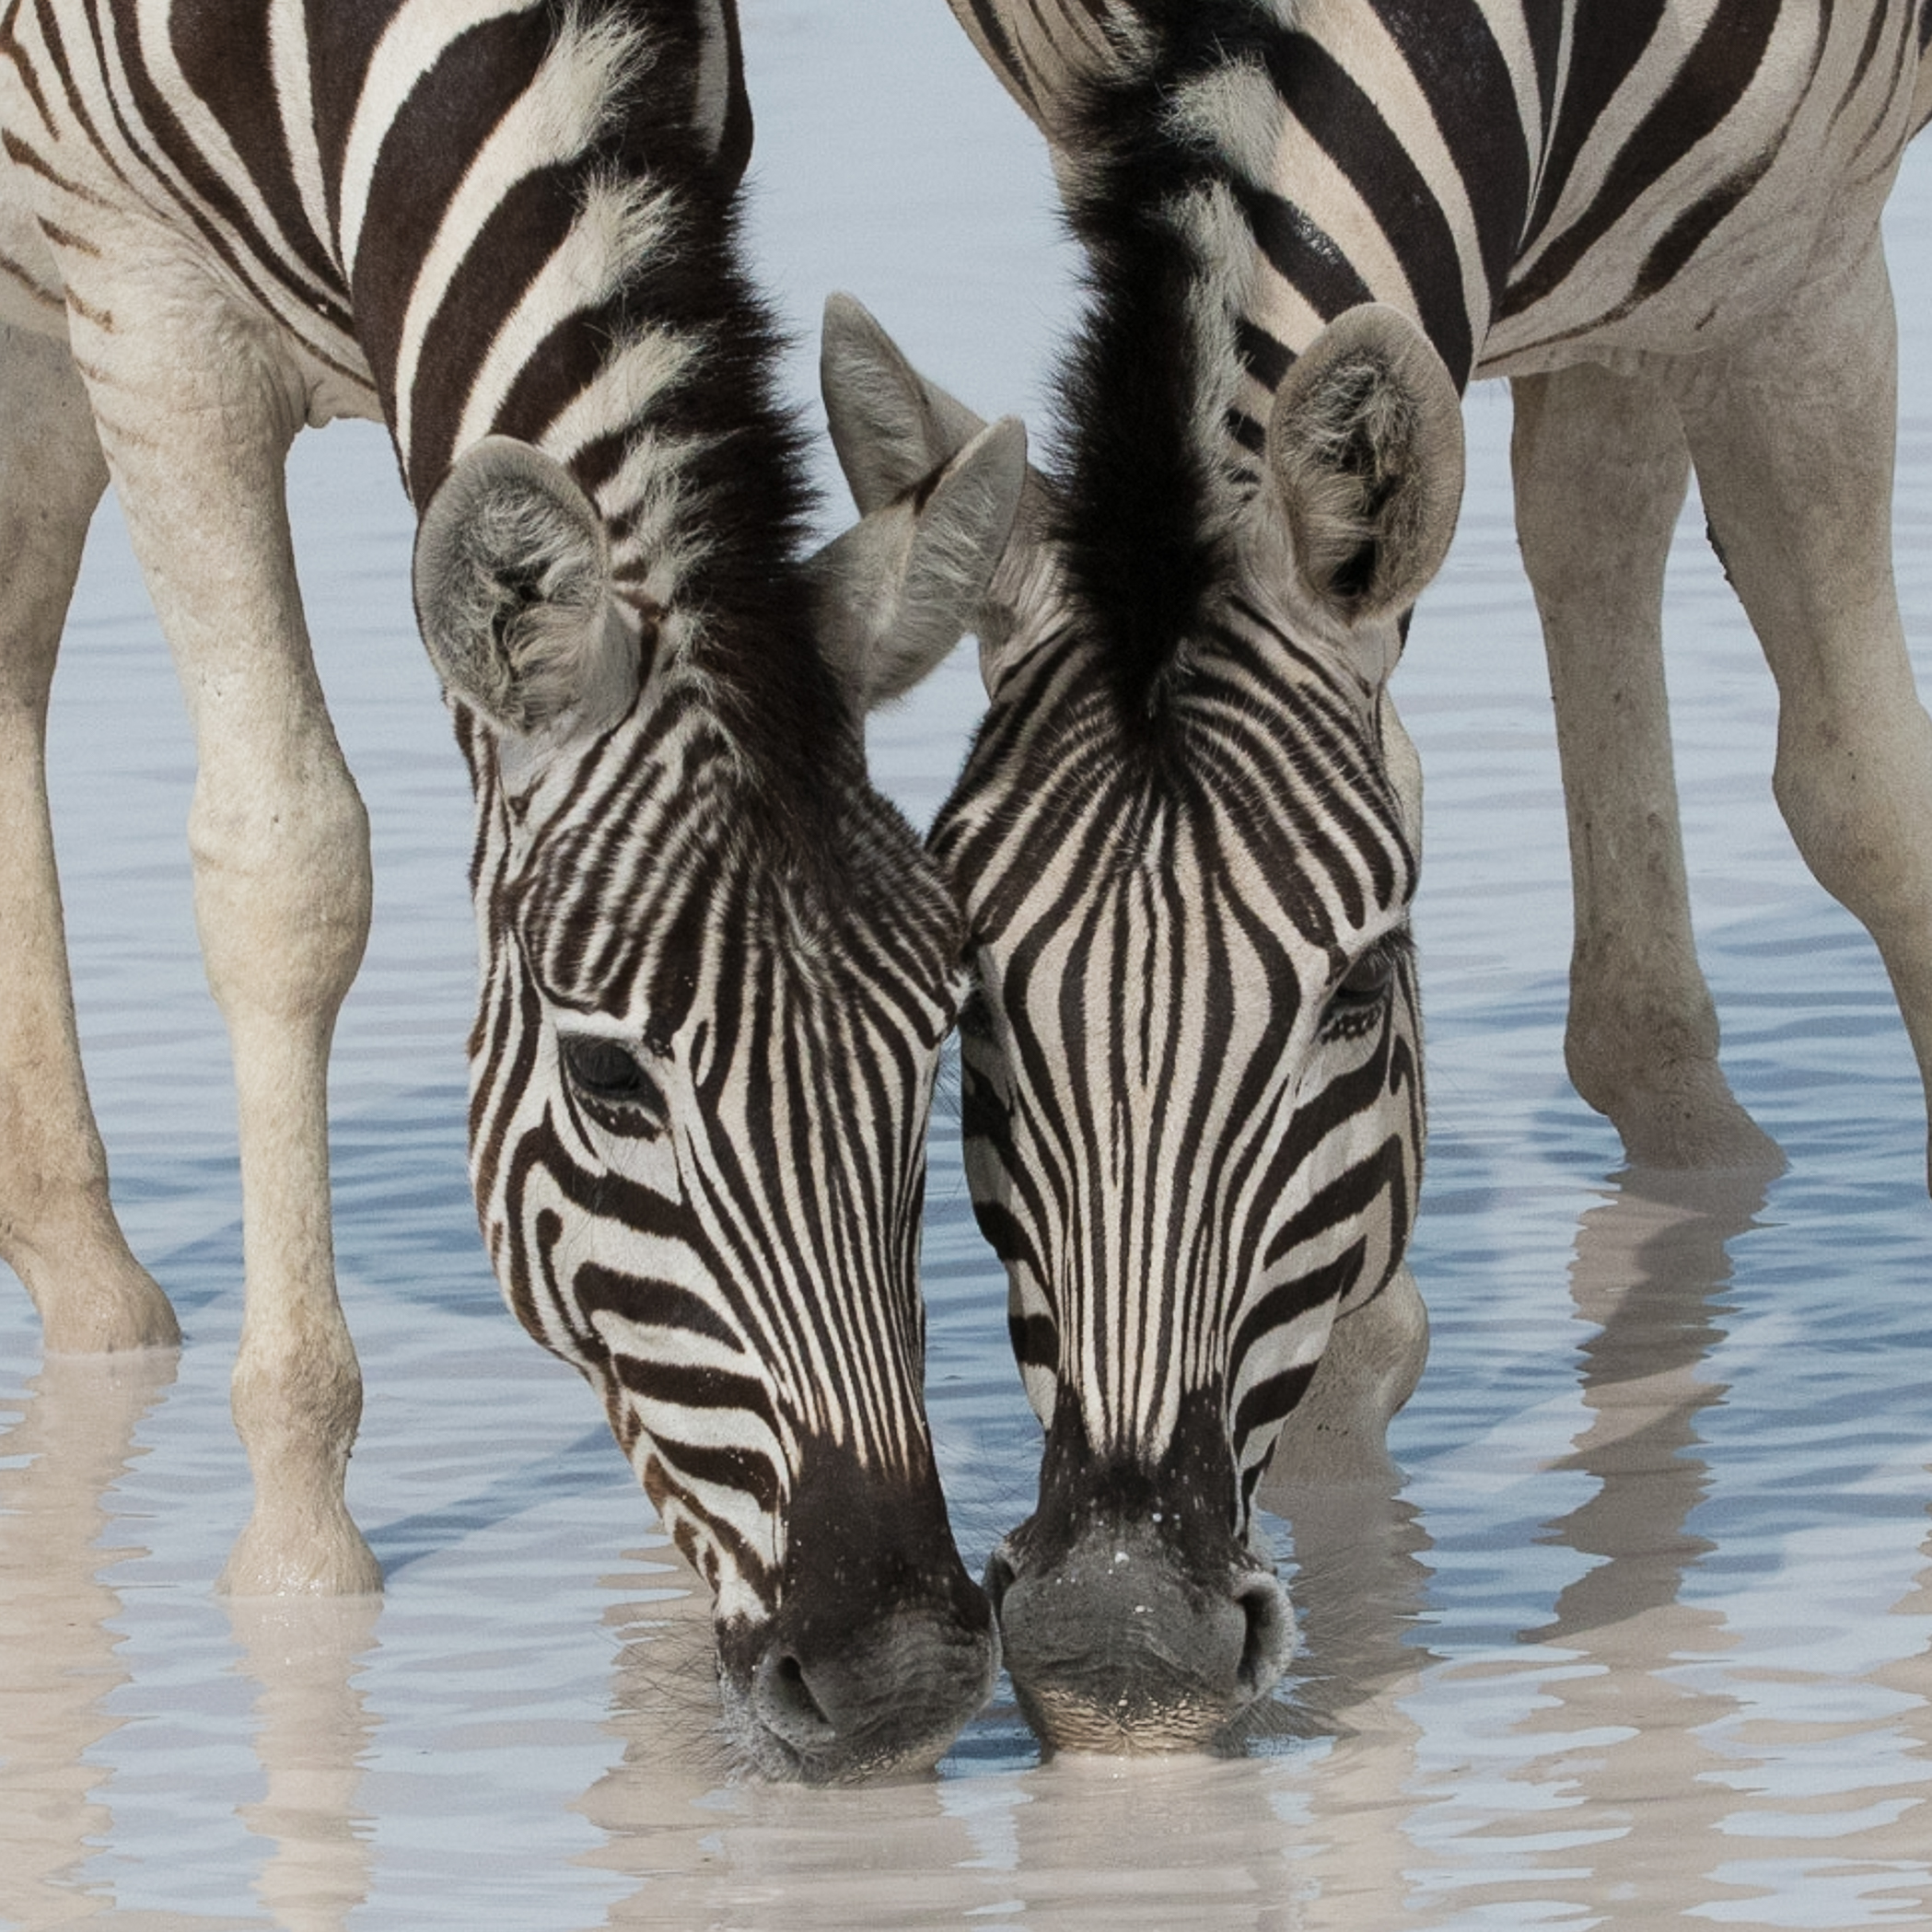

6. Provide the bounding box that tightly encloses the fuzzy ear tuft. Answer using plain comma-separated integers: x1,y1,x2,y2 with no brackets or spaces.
412,436,631,738
1267,305,1465,623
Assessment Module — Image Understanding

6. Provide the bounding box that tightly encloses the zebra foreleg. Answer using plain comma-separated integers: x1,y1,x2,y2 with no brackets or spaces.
1263,1263,1429,1495
1680,237,1932,1193
0,321,180,1351
1512,361,1784,1174
73,280,380,1593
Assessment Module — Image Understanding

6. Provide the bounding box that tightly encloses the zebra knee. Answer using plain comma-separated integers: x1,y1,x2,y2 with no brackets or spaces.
1774,691,1932,1155
1773,692,1932,946
188,743,373,1033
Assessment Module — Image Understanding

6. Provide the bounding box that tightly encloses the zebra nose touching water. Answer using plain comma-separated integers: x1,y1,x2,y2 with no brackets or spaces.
417,428,1020,1777
0,0,1028,1781
847,0,1932,1754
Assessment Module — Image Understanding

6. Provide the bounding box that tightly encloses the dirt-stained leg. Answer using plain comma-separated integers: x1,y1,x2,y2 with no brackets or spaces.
66,244,380,1593
1679,235,1932,1191
1513,359,1784,1172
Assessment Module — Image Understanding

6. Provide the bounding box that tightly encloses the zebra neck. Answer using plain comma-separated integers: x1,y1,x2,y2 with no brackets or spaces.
325,3,816,623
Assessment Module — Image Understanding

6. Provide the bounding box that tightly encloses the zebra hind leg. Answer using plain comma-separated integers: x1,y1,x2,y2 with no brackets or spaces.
1511,362,1783,1174
1681,235,1932,1193
0,321,180,1351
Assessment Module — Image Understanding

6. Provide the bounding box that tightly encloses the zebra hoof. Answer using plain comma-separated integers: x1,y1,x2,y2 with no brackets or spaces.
216,1504,384,1599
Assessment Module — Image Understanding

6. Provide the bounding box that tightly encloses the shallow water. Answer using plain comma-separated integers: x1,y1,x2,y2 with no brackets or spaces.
4,10,1931,1928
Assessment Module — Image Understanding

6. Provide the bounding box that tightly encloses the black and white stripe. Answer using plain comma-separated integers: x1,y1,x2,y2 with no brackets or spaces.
960,0,1932,378
459,693,961,1619
934,0,1930,1749
2,0,1002,1778
939,611,1423,1499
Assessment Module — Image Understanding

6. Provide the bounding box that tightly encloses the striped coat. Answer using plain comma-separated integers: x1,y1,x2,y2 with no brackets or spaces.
902,0,1932,1750
0,0,1021,1780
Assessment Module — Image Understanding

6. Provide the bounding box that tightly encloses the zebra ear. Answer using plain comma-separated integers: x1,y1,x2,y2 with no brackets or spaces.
821,293,1058,701
1266,304,1466,624
691,0,753,189
412,436,634,739
809,415,1029,713
821,292,999,516
942,0,1151,146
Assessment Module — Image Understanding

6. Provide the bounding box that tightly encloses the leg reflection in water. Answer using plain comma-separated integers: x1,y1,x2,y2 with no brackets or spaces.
1502,1168,1757,1922
227,1596,379,1932
0,1350,380,1931
0,1352,174,1920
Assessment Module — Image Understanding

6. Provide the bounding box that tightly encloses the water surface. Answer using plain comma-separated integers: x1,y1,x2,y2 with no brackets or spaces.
4,10,1929,1927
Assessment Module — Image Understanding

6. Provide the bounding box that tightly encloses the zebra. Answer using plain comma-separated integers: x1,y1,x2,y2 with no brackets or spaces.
0,0,1028,1780
825,0,1932,1751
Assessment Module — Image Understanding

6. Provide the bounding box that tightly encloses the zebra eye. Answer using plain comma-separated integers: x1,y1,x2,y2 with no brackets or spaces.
1322,942,1400,1040
1333,947,1394,1004
559,1033,666,1127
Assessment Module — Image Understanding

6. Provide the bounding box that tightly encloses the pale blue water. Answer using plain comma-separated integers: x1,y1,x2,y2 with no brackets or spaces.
3,9,1930,1928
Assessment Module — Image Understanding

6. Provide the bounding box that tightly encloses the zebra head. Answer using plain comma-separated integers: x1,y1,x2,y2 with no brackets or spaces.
407,384,1025,1778
824,37,1464,1749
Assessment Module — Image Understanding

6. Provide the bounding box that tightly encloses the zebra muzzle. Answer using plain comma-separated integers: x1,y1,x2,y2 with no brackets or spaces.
985,1513,1294,1755
715,1442,998,1782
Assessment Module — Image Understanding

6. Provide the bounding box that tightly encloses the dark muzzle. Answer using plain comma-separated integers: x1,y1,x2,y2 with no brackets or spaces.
716,1439,997,1781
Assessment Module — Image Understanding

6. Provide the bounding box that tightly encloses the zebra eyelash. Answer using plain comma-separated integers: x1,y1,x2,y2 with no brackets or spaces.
1319,931,1410,1043
557,1030,670,1137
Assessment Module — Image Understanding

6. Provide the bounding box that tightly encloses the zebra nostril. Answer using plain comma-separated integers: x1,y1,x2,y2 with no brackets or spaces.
1233,1571,1293,1700
754,1649,838,1750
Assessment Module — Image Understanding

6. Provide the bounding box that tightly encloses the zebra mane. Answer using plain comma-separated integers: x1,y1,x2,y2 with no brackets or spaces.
1050,6,1287,727
548,23,854,830
584,193,843,798
508,12,841,816
353,3,844,816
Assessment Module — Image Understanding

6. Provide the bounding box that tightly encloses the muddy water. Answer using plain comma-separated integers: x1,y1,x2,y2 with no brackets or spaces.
4,8,1931,1928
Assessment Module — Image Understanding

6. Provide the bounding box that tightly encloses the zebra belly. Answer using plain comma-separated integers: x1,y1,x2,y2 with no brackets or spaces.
0,27,379,427
1479,18,1926,378
1477,161,1903,380
0,206,65,337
